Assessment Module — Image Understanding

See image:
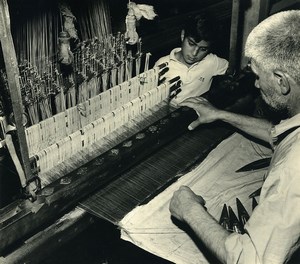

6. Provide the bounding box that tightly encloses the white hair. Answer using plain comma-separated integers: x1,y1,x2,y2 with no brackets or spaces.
245,10,300,84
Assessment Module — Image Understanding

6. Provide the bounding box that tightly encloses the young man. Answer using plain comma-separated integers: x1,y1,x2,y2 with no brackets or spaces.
154,13,228,105
169,10,300,263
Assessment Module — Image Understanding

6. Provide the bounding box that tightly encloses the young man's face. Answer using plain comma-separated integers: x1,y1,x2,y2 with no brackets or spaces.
181,36,210,66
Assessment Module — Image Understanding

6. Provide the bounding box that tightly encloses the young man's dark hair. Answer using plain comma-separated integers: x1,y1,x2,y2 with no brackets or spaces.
154,12,228,105
183,13,216,44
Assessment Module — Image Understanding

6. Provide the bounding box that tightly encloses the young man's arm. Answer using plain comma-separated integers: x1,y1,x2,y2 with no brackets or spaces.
180,97,272,143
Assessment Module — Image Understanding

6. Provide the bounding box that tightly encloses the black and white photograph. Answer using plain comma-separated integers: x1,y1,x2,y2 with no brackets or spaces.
0,0,299,263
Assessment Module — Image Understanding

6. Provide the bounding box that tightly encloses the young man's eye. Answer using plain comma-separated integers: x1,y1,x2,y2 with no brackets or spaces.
188,40,196,46
187,39,209,52
199,47,208,52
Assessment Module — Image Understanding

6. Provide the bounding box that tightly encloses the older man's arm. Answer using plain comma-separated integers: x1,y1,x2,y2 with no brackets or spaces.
180,97,272,144
169,186,231,263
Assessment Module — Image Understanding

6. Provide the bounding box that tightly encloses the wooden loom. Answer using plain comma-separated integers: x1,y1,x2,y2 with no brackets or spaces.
0,54,236,255
0,0,253,261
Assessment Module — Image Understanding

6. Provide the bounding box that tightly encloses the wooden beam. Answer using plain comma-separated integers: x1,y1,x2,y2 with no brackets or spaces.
240,0,271,69
228,0,240,75
270,0,300,14
0,208,94,263
0,0,34,192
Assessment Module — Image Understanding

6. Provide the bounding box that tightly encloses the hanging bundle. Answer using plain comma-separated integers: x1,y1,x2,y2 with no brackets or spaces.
58,1,78,65
125,1,157,45
58,1,79,40
58,31,73,65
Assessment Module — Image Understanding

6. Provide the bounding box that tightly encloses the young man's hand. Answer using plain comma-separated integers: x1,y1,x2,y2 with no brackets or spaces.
157,63,169,85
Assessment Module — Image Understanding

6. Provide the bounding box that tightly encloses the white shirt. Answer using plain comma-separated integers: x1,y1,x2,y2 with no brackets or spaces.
225,113,300,264
154,48,228,105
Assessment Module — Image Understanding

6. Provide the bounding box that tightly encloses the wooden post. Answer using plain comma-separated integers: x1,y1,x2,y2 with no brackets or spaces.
269,0,299,15
0,0,35,194
240,0,271,69
228,0,240,75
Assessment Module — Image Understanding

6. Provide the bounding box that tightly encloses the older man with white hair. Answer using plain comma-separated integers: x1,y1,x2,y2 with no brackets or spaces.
170,10,300,264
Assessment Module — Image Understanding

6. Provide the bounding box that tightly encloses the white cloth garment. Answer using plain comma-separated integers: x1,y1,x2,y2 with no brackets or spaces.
119,133,272,264
225,114,300,264
154,48,228,105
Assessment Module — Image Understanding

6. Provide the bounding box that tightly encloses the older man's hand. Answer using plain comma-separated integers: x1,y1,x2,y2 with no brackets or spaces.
179,97,222,130
169,186,205,222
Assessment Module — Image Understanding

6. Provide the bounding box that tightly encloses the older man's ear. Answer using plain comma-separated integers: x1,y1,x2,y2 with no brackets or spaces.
274,70,291,95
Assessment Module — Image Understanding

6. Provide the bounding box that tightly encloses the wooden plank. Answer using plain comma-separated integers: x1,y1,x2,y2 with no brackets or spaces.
0,0,34,188
240,0,270,69
0,207,94,264
270,0,300,14
228,0,240,74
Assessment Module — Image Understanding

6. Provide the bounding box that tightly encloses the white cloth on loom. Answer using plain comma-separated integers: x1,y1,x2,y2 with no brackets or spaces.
154,48,228,105
119,133,272,264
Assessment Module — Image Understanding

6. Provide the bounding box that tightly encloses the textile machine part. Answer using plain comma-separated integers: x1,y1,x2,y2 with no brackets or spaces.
125,1,157,45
